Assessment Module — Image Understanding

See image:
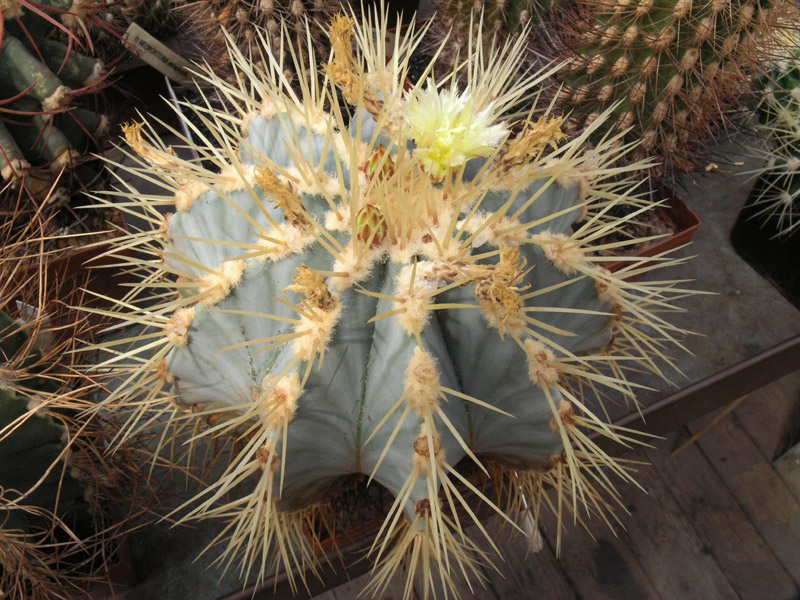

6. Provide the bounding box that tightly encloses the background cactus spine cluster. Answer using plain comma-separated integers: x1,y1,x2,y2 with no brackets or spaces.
551,0,797,174
0,206,163,599
0,304,146,599
0,0,113,187
747,42,800,236
166,0,353,87
426,0,549,80
89,8,693,597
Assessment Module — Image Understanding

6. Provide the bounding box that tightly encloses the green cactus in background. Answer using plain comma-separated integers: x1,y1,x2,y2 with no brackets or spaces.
167,0,355,85
426,0,551,81
747,41,800,236
90,8,691,597
0,309,97,599
0,0,110,184
433,0,548,40
548,0,796,175
0,282,154,598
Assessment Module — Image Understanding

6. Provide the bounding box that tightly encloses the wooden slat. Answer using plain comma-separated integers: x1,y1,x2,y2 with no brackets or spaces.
731,370,800,462
599,450,739,600
691,414,800,586
331,572,412,600
463,515,577,600
646,431,797,599
592,336,800,456
537,489,663,599
774,442,800,502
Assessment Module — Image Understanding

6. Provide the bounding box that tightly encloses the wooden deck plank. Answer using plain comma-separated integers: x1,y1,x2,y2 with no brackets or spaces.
731,370,800,462
330,572,413,600
692,414,800,586
316,515,578,600
537,486,663,600
463,515,577,600
774,442,800,503
605,449,740,600
646,430,797,599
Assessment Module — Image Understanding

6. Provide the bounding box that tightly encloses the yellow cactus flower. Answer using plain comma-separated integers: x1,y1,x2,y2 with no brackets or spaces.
401,84,508,178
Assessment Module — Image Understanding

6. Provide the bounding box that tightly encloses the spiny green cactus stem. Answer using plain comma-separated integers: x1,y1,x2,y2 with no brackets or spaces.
0,0,110,183
88,8,693,597
0,253,159,599
746,40,800,236
426,0,551,83
435,0,547,38
548,0,798,175
0,307,96,600
171,0,354,85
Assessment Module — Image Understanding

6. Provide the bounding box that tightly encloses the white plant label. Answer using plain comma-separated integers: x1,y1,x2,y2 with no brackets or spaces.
123,23,192,84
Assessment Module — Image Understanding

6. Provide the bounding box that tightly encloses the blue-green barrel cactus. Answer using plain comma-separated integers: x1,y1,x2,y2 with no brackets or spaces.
93,9,690,597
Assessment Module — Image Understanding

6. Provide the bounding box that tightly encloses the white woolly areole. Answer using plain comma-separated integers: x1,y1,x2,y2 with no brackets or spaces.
217,163,257,193
256,224,316,262
0,0,24,19
393,262,440,335
291,296,343,362
242,99,278,135
260,371,303,427
42,85,71,113
387,238,426,265
198,260,247,306
329,243,382,290
324,208,349,232
289,105,332,137
166,307,196,347
405,347,441,417
524,339,560,388
84,60,105,86
533,231,586,275
175,180,207,212
25,395,44,411
333,132,368,174
1,158,30,181
593,267,620,305
284,166,340,197
401,84,507,178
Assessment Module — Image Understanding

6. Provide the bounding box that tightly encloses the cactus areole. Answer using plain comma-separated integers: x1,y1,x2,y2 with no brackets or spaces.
97,8,690,597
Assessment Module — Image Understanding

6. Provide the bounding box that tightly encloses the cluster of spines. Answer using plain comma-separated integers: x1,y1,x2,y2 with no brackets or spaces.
85,9,694,598
425,0,548,83
0,309,113,599
549,0,796,174
168,0,351,86
0,213,161,599
0,0,113,188
747,43,800,236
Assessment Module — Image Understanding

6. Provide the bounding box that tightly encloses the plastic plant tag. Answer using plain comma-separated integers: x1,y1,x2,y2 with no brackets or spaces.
123,23,193,84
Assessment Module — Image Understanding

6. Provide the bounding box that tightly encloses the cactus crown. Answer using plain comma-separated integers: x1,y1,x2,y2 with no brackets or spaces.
92,7,692,597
